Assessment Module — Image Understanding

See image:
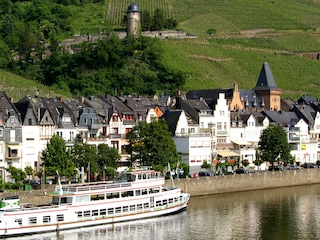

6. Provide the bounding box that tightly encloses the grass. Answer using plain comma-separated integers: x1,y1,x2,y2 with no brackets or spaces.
4,0,320,101
0,70,71,101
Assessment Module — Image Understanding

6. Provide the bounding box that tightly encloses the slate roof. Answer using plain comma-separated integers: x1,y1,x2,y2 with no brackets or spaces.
262,110,298,126
127,3,140,12
161,110,182,136
252,62,281,91
291,104,316,127
297,95,319,105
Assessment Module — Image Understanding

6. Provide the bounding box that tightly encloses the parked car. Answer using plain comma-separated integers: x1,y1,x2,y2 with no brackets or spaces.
285,165,301,170
301,163,318,168
235,168,249,174
198,171,214,177
268,166,284,171
29,179,41,185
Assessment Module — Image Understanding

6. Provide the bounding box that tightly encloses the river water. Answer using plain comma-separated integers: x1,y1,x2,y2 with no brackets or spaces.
6,184,320,240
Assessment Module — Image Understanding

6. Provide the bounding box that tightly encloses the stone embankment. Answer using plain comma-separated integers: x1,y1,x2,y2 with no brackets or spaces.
1,169,319,205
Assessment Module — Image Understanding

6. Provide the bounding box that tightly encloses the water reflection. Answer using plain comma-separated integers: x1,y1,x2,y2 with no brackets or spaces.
4,184,320,240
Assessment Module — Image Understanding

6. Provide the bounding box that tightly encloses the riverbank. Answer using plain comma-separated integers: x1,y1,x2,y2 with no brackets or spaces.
1,169,319,205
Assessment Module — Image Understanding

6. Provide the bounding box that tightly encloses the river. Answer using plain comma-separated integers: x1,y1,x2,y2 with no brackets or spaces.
5,184,320,240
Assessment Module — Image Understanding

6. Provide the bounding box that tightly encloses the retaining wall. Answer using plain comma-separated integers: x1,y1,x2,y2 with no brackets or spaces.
1,169,319,205
165,169,320,196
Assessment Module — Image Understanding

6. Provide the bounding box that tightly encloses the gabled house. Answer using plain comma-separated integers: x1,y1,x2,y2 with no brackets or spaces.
162,109,212,175
0,92,22,182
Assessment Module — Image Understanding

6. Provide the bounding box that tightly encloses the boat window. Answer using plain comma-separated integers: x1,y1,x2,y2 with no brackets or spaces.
76,211,83,218
150,188,160,193
169,198,173,204
108,208,114,214
138,174,142,180
75,196,89,203
130,205,136,211
84,211,91,217
52,197,59,205
142,189,148,195
29,217,37,225
57,214,64,222
113,192,120,198
156,201,161,207
115,207,121,214
144,203,149,209
15,218,22,226
43,216,51,223
60,197,72,204
163,199,168,205
92,210,99,216
123,206,128,213
137,204,143,210
135,190,141,196
100,209,106,215
143,174,146,179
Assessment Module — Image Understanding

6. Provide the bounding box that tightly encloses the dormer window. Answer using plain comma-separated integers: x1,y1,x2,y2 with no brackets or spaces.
10,116,15,123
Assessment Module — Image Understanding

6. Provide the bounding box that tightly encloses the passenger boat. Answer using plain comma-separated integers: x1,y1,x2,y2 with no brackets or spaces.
0,168,190,237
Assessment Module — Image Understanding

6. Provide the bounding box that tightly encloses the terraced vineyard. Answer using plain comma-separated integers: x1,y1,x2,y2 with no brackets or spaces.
105,0,172,26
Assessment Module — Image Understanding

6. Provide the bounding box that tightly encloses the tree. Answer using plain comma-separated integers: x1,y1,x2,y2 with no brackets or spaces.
42,135,75,179
201,160,211,170
72,142,99,180
24,166,33,183
6,166,26,188
141,10,152,31
258,125,291,167
151,9,164,31
126,119,179,170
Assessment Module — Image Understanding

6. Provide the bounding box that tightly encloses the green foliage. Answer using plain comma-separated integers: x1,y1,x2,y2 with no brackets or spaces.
97,144,120,170
2,0,320,101
201,160,211,170
72,142,99,174
6,166,26,185
42,135,75,178
126,119,179,168
258,125,292,165
24,166,33,181
40,35,185,96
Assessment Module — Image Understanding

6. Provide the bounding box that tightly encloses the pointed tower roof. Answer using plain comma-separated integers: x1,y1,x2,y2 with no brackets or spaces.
252,62,281,91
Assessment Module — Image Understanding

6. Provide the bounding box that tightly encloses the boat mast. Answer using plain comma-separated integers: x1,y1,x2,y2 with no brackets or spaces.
168,163,175,188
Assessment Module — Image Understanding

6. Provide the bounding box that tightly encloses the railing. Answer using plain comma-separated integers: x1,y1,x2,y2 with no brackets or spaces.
59,182,133,193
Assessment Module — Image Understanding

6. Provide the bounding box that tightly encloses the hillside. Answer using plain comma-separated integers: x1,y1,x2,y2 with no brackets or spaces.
2,0,320,100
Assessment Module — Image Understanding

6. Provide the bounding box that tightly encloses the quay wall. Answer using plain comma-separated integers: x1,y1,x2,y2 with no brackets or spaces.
1,169,319,205
164,169,320,196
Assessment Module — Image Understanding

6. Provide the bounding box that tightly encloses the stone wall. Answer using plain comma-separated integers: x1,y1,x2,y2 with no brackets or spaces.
1,169,319,205
165,169,320,196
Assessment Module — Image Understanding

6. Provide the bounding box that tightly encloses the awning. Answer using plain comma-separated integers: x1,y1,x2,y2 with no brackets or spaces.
232,140,252,145
217,151,239,157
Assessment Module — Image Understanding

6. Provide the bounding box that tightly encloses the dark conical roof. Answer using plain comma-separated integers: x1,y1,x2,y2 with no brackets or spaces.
252,62,281,91
127,3,140,13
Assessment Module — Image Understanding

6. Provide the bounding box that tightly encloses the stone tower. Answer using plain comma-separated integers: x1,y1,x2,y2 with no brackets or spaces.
127,3,140,37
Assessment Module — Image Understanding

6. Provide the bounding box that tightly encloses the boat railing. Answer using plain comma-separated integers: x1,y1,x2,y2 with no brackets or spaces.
60,182,132,193
0,204,63,212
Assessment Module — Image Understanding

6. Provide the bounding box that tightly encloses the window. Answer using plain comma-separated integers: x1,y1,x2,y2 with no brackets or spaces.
217,122,222,130
112,115,118,122
29,217,37,225
108,208,114,214
100,209,106,215
28,118,32,125
43,216,51,223
57,215,64,222
15,218,22,226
